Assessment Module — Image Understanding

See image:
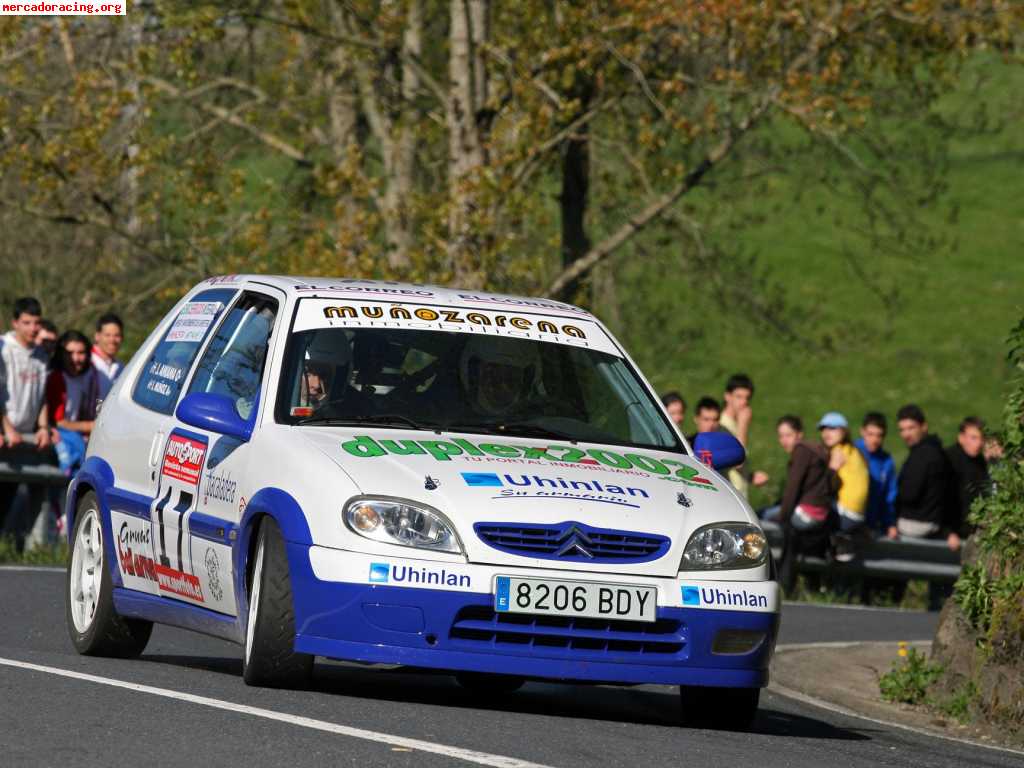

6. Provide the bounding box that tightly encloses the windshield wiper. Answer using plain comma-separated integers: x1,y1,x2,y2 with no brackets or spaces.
295,413,438,431
445,421,575,441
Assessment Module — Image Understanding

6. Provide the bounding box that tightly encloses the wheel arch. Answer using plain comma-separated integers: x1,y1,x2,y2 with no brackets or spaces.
235,488,313,620
66,456,115,545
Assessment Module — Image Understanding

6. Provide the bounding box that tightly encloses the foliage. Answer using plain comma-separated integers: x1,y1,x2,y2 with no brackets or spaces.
935,680,980,724
0,536,68,566
879,647,944,705
954,564,1024,639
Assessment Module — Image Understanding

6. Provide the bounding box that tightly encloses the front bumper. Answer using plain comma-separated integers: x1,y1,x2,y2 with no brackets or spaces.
290,544,780,687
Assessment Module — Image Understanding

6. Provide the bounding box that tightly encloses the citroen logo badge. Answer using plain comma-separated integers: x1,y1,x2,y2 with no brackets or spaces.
556,524,595,558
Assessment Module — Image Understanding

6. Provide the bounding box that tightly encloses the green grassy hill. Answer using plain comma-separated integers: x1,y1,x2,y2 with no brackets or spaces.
613,55,1024,506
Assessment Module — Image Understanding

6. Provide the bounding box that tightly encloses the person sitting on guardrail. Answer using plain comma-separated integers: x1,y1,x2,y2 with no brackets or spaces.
895,403,959,611
855,412,898,539
817,412,869,525
91,312,124,401
661,391,686,428
764,415,839,595
946,416,990,539
0,297,54,550
46,330,99,473
719,373,769,497
686,395,721,444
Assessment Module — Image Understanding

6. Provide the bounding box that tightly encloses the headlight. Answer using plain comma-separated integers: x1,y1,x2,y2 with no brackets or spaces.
343,496,462,554
680,523,767,570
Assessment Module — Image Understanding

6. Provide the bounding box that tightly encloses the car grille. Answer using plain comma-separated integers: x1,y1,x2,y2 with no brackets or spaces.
473,521,670,563
448,605,687,657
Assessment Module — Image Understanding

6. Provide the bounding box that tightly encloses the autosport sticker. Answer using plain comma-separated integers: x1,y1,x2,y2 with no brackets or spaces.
461,471,650,508
292,298,618,354
163,434,207,486
342,435,718,491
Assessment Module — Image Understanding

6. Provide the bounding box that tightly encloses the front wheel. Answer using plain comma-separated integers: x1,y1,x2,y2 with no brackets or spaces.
65,492,152,657
242,517,313,688
679,685,760,730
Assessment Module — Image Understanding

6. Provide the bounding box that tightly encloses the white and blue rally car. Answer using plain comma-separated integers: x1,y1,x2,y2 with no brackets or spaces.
65,275,779,727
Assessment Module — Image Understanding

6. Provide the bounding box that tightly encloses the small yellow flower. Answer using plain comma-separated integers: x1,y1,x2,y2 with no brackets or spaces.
898,641,908,658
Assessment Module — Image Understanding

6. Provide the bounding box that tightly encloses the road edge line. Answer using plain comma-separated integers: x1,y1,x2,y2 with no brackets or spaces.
0,656,557,768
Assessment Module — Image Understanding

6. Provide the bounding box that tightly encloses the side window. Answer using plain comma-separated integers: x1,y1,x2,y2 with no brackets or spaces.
187,292,279,420
132,289,237,415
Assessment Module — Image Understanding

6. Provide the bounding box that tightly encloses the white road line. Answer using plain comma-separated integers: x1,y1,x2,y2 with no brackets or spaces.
0,656,556,768
769,644,1024,757
0,565,65,573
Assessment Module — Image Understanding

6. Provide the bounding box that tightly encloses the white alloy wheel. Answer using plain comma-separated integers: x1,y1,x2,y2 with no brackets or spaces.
70,507,103,633
245,535,266,665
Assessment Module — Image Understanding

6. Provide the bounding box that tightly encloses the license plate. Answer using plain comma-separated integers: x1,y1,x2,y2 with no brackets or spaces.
494,576,657,623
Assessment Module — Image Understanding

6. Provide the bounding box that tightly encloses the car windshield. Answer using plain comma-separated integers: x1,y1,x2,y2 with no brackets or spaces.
276,326,680,451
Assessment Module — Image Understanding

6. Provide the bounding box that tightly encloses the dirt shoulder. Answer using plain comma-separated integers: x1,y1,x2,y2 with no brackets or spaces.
769,641,1024,753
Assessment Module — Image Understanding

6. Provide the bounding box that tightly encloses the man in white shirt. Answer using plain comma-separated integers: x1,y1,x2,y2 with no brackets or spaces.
92,312,124,400
1,297,52,549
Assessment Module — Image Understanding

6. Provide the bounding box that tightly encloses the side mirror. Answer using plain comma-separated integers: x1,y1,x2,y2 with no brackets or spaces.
691,431,746,471
176,392,253,442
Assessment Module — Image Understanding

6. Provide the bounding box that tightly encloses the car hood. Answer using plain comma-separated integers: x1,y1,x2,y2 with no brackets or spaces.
298,427,755,577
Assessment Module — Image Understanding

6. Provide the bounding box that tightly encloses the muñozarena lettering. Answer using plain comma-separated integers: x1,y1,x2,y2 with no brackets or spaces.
341,435,717,489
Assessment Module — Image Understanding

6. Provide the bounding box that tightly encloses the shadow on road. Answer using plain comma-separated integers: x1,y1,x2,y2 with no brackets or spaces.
141,653,870,741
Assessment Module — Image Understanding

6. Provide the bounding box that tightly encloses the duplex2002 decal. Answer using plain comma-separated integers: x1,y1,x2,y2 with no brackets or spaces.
342,435,718,491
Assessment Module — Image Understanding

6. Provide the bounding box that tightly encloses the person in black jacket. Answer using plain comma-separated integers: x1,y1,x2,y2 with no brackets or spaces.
895,404,958,610
946,416,990,537
895,404,959,550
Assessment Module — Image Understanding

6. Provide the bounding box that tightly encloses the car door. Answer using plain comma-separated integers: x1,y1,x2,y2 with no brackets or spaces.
147,289,281,616
108,288,236,599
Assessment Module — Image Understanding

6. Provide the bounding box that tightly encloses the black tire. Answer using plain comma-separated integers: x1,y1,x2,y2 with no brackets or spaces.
679,685,760,730
65,492,152,657
455,672,526,694
242,517,313,688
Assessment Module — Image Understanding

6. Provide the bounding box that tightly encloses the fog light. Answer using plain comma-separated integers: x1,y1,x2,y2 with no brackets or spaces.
712,629,766,655
351,504,381,532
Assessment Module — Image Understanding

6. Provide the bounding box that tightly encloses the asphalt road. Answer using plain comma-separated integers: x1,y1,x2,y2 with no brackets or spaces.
0,569,1017,768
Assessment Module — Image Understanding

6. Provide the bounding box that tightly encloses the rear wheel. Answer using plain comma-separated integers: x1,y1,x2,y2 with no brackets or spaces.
679,685,760,730
65,492,152,657
455,672,525,694
242,517,313,688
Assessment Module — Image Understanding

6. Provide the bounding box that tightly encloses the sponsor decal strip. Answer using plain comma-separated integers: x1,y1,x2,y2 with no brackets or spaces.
293,298,617,354
342,435,717,490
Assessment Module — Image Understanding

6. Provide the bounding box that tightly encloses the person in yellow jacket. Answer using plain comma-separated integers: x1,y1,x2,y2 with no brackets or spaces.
818,411,869,531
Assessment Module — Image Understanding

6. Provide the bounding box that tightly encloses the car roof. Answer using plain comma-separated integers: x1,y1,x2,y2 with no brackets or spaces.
200,274,594,319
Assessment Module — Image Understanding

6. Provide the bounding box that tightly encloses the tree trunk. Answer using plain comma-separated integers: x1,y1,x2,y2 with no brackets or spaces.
558,83,592,305
447,0,490,287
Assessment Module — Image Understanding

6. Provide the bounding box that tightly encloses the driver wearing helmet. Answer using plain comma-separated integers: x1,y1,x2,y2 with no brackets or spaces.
296,330,358,414
459,336,541,418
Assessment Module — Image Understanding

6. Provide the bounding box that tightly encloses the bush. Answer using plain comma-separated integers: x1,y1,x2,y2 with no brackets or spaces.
879,647,944,705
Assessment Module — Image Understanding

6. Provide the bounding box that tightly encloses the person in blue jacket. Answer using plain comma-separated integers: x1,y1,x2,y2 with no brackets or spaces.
855,411,898,538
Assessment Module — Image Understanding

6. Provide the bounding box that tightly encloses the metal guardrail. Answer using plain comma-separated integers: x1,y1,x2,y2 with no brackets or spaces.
0,432,67,487
762,520,962,583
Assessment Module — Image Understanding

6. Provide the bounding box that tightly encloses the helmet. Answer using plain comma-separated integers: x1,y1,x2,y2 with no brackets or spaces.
459,335,541,417
300,330,352,407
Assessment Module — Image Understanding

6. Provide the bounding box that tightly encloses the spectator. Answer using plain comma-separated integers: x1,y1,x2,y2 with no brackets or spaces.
770,415,837,595
818,412,869,531
661,391,686,428
687,396,721,443
895,404,958,610
719,373,768,497
0,297,53,549
37,319,58,361
47,330,99,440
946,416,990,537
855,412,898,538
92,312,124,400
